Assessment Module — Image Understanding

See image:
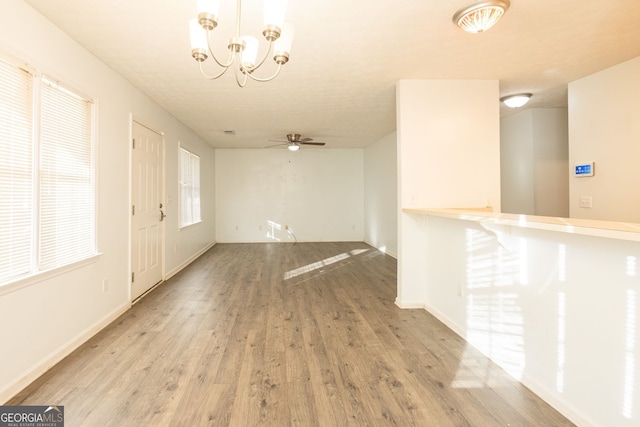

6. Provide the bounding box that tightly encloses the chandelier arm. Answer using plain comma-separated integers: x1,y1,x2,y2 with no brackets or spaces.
206,30,236,68
234,62,250,87
244,63,282,83
198,59,231,80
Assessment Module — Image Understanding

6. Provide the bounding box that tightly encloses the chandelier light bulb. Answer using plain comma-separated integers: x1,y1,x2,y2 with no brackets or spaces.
197,0,221,29
264,0,288,28
197,0,220,15
189,19,208,61
274,22,295,57
241,36,259,69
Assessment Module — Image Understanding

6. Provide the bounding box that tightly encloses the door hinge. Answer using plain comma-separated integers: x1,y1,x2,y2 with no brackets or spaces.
131,272,135,283
132,205,135,216
132,138,136,149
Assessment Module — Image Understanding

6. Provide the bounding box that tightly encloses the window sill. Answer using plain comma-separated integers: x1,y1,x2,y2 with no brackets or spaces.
180,220,202,231
0,253,102,297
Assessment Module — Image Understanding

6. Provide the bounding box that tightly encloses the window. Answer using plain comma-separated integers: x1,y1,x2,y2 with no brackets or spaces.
179,146,201,228
0,57,95,286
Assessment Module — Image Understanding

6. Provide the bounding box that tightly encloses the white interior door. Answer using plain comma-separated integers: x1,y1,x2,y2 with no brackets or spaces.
131,121,164,301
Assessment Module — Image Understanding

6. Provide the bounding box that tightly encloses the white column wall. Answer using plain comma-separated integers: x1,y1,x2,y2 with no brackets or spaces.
396,79,501,307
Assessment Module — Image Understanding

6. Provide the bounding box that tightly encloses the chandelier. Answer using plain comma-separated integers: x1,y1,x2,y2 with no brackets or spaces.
189,0,294,87
453,0,510,33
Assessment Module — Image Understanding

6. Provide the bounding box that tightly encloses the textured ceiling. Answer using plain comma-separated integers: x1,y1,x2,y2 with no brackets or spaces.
23,0,640,148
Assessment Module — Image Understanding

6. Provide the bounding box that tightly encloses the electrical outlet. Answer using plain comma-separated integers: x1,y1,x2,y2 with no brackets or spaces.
102,279,109,293
579,196,592,208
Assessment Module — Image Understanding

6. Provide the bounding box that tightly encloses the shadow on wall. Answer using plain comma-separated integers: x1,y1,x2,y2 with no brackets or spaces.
453,225,638,424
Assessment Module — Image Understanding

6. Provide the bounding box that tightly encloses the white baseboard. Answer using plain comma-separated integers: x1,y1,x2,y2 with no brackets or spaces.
0,301,130,404
423,302,465,337
517,372,595,427
422,303,595,427
394,298,425,309
165,241,216,281
364,239,397,259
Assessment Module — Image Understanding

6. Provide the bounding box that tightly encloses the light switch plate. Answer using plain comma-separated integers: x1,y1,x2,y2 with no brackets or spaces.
579,196,593,208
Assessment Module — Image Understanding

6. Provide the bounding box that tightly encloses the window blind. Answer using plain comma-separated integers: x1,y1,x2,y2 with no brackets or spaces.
179,147,201,227
0,56,95,285
0,60,33,283
39,79,94,270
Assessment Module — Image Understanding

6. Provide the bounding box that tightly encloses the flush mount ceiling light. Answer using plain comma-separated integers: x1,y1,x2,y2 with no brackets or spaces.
500,93,532,108
453,0,510,33
287,143,300,151
189,0,294,87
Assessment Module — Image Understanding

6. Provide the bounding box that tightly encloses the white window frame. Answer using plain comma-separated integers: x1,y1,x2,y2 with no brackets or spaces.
178,145,201,228
0,54,97,292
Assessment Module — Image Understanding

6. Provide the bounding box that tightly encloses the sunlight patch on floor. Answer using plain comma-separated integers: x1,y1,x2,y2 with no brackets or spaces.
283,253,350,280
283,248,370,280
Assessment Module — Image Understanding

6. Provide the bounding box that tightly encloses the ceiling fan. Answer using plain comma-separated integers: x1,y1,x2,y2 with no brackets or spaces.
267,133,326,151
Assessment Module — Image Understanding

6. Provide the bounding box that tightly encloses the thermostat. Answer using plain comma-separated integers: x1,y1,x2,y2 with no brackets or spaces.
574,162,594,177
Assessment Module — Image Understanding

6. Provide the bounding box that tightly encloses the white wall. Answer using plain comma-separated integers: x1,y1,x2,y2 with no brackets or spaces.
397,79,501,307
420,215,640,427
131,94,216,278
0,0,215,403
501,111,535,214
569,56,640,222
533,109,569,217
215,149,364,243
501,108,569,217
364,132,398,257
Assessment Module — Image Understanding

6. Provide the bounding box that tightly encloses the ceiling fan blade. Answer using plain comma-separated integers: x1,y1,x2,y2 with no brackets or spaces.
268,139,288,143
265,143,288,148
300,142,326,146
299,137,314,142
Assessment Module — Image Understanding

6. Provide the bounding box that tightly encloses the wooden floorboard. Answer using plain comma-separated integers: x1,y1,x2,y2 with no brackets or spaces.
9,242,575,426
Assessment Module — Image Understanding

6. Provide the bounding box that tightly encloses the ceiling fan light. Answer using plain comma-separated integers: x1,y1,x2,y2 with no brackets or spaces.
453,0,510,33
288,143,300,151
501,93,532,108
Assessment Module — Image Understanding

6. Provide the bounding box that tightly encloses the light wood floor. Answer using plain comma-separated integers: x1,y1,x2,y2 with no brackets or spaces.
10,242,574,426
